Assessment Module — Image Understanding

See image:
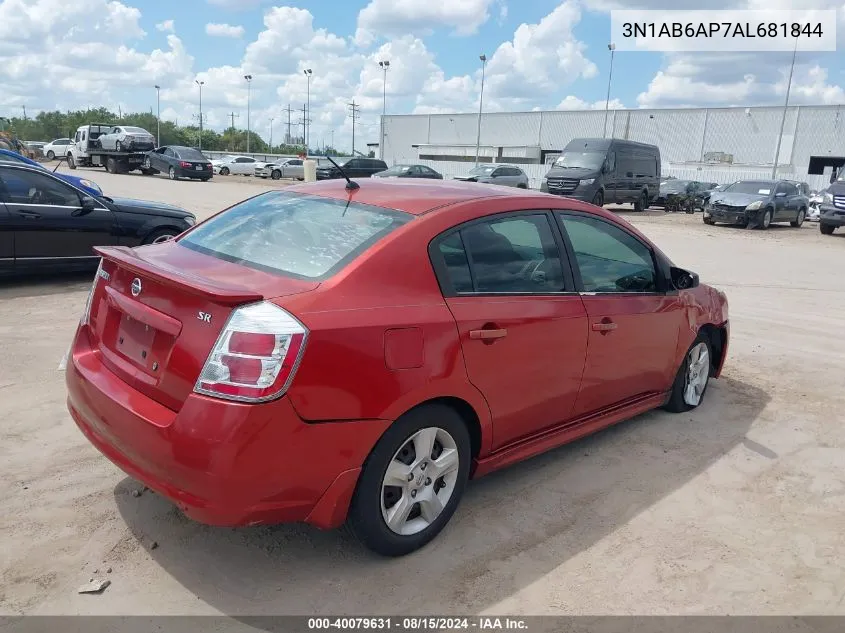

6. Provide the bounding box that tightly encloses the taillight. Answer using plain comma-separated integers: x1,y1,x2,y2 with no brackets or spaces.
80,259,103,325
194,302,308,403
180,161,192,168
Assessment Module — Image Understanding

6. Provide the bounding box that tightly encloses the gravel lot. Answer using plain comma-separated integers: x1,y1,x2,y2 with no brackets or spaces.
2,166,844,616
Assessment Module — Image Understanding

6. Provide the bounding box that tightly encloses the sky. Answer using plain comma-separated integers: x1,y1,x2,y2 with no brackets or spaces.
1,0,844,151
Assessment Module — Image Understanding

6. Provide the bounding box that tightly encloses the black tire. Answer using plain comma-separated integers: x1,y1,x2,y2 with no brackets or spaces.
116,141,124,152
46,150,55,160
791,208,806,228
517,183,527,189
271,170,281,180
755,208,772,230
592,190,604,208
105,157,117,174
143,228,178,245
201,178,211,182
220,167,230,176
347,403,472,557
703,216,715,225
664,333,714,413
67,153,76,170
634,190,648,212
169,166,177,180
820,223,835,235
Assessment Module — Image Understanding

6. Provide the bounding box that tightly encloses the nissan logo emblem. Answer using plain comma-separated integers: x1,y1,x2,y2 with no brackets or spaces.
130,278,142,297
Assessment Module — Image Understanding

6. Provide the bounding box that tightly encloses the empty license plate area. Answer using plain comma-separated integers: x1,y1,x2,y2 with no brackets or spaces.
195,165,202,170
116,313,155,367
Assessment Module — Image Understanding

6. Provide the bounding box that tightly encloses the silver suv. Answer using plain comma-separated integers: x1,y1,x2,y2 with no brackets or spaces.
454,164,529,188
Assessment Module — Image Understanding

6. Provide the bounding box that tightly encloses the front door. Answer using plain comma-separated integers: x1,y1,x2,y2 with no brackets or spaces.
0,167,116,262
433,211,589,450
556,211,684,416
603,151,618,203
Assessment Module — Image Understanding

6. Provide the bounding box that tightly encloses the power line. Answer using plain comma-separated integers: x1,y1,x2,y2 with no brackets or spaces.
347,100,361,155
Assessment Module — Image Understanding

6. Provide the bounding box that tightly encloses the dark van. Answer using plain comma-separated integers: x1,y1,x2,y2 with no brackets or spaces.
541,138,661,211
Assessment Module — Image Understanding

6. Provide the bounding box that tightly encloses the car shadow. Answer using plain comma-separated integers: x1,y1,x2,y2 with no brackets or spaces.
0,270,93,299
114,374,767,620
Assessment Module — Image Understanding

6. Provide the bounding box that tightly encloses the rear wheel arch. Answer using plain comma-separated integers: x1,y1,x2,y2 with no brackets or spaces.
697,323,727,376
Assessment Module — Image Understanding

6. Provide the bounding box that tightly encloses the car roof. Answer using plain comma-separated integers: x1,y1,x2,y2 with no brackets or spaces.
0,148,38,166
283,178,558,216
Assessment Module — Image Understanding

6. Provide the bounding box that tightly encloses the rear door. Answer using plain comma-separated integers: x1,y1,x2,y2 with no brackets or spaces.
0,167,117,262
603,150,618,203
148,147,167,171
555,211,684,416
234,157,255,174
773,182,791,220
432,211,589,450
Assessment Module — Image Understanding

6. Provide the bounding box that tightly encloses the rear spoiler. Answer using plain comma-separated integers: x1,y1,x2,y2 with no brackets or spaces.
94,246,264,305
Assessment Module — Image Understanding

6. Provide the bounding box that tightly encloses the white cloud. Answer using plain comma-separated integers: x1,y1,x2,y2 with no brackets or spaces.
205,23,245,38
557,95,625,110
156,19,174,33
356,0,495,44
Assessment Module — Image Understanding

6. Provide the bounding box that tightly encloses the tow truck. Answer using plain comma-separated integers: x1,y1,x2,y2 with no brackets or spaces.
66,123,154,175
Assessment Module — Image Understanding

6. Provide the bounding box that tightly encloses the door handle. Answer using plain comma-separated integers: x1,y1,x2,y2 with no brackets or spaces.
16,210,41,220
469,328,508,340
591,320,617,333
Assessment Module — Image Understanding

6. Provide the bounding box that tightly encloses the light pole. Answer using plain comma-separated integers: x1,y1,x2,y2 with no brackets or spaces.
154,85,161,147
772,38,798,180
269,117,275,152
244,74,253,153
195,79,204,151
603,43,616,139
474,54,487,166
303,69,312,155
379,60,390,160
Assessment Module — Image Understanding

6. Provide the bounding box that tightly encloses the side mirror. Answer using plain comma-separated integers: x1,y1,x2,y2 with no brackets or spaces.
80,195,97,210
670,266,699,291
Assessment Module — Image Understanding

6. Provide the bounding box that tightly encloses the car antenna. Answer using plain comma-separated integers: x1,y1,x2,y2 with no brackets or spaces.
324,155,359,191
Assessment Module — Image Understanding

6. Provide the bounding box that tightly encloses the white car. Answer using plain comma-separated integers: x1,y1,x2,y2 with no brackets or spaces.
808,189,825,222
43,138,73,160
97,126,156,152
211,155,265,176
255,158,305,180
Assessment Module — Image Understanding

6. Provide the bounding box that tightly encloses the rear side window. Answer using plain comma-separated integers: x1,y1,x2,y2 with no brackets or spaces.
179,192,412,280
177,148,206,161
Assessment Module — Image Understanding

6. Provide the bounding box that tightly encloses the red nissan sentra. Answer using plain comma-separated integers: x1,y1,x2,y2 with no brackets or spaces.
66,177,729,557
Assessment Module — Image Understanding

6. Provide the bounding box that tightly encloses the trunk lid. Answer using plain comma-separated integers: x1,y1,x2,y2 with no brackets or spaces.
88,242,318,412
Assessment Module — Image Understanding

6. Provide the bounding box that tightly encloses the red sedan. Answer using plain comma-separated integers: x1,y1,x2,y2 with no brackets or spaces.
66,178,729,557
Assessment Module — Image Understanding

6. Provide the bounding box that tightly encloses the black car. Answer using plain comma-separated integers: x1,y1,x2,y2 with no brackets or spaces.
143,146,213,181
655,180,714,209
316,157,388,180
703,179,808,229
0,163,196,276
819,174,845,235
371,164,443,179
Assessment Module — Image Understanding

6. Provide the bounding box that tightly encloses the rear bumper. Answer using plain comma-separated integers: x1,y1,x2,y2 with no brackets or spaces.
177,166,212,179
66,326,390,529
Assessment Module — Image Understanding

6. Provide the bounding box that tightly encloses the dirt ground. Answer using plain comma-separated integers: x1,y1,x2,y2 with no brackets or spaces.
2,167,844,616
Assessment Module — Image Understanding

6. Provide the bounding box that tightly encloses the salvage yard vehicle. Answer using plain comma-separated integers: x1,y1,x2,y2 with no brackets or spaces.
68,124,153,174
371,164,443,180
316,156,388,180
98,126,156,152
256,158,305,180
541,138,660,211
819,174,845,235
143,146,213,181
0,148,104,197
0,163,195,276
65,177,729,557
454,164,529,188
808,188,826,222
703,180,808,229
43,138,72,160
211,155,265,176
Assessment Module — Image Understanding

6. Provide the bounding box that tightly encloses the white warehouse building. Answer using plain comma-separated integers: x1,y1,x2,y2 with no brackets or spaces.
379,104,845,191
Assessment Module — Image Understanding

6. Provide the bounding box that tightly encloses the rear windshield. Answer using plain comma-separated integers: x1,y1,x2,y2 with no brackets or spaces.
176,148,207,161
124,127,148,134
179,191,412,280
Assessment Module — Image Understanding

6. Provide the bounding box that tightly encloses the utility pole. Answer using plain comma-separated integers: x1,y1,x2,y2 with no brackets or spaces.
228,112,240,131
244,74,253,153
193,113,206,150
474,54,487,166
300,103,310,149
284,104,293,145
195,79,205,151
22,105,27,121
347,100,361,155
303,69,313,155
269,117,275,151
154,85,161,147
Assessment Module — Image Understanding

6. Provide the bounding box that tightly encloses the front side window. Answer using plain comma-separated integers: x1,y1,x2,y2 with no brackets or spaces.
558,214,658,294
436,214,566,294
0,168,82,207
179,192,411,280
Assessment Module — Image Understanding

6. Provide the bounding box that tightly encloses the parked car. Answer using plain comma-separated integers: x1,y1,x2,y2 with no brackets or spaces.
0,148,104,197
0,163,195,276
454,164,529,188
808,188,825,222
24,141,46,157
703,180,808,229
97,126,156,152
541,138,661,211
316,157,388,180
143,146,213,181
819,174,845,235
43,138,73,160
372,164,443,179
65,178,729,557
656,180,713,213
211,155,265,176
256,158,305,180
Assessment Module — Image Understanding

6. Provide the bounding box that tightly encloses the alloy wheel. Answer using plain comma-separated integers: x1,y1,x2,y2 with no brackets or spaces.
152,233,175,244
381,427,459,536
683,342,710,406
